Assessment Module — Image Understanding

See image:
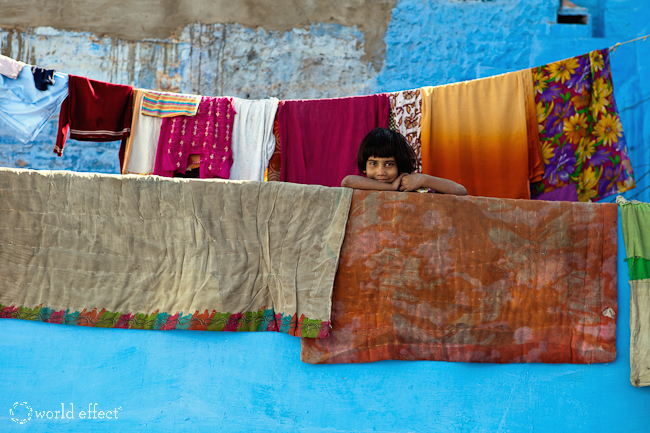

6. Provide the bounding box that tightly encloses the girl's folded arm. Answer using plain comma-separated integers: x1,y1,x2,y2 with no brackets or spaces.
341,175,402,191
399,173,467,195
421,174,467,195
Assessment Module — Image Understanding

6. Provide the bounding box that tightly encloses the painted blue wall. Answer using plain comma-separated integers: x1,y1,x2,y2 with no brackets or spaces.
2,1,650,431
1,216,649,432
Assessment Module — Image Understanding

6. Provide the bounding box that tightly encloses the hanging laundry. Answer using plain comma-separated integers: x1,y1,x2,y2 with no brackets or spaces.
420,69,543,199
121,90,162,175
31,66,56,91
230,97,279,182
389,89,423,173
141,90,202,118
532,49,635,202
301,190,618,364
153,96,236,179
0,168,352,338
266,107,283,182
54,75,133,157
0,67,68,144
0,54,26,79
278,94,390,187
534,183,579,201
618,196,650,387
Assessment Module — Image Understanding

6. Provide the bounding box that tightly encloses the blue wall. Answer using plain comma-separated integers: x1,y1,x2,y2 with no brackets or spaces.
2,1,650,431
1,216,649,432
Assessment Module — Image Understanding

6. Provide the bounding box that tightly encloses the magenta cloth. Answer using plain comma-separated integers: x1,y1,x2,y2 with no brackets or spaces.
535,183,579,202
154,96,235,179
278,94,390,187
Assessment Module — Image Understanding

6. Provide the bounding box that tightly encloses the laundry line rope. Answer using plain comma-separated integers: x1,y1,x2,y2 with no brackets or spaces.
609,32,650,54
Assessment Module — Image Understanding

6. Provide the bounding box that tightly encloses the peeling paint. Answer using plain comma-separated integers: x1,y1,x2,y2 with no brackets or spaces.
1,23,374,99
0,0,397,71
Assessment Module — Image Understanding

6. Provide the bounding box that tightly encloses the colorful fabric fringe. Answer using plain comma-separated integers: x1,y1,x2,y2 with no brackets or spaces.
302,191,618,364
619,196,650,387
141,90,202,118
0,169,352,338
0,305,328,337
389,89,423,173
531,49,635,201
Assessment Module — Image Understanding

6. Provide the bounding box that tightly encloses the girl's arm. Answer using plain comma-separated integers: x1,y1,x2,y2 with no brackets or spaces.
399,173,467,195
341,174,406,191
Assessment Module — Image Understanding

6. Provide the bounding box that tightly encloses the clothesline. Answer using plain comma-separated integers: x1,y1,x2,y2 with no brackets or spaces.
609,32,650,54
0,46,639,204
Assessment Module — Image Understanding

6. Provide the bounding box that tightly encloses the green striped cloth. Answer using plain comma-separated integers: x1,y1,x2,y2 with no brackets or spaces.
618,196,650,387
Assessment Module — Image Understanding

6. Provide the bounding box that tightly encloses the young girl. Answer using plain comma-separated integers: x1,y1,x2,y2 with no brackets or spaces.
341,128,467,195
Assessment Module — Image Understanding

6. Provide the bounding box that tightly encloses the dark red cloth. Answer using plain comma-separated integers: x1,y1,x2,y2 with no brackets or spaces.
54,75,133,157
278,94,390,187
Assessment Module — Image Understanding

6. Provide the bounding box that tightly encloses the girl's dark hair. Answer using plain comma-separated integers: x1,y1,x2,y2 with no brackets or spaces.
357,127,417,174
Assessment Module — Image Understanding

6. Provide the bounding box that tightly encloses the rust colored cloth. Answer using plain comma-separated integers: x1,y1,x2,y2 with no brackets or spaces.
301,191,618,364
420,70,542,199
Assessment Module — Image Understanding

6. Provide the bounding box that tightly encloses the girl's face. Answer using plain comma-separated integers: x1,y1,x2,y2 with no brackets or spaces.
364,156,399,183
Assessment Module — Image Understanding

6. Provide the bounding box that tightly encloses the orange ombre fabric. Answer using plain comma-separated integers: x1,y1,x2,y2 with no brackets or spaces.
420,70,542,199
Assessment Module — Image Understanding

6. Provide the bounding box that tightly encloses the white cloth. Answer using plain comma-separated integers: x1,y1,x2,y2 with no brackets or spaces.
126,107,162,175
230,97,279,181
0,55,26,79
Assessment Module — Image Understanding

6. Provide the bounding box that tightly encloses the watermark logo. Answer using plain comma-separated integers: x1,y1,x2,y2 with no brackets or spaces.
10,402,32,425
9,403,121,424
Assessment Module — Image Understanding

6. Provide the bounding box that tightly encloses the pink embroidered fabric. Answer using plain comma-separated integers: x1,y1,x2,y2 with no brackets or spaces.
154,96,236,179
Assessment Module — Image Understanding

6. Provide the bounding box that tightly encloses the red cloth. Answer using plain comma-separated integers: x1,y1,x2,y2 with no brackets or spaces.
278,94,390,187
54,75,133,156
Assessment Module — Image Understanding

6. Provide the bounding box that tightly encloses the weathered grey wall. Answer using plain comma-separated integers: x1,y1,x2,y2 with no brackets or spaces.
0,24,375,99
0,0,396,71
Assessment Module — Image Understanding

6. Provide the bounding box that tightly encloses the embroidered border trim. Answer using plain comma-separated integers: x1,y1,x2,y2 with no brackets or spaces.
0,304,330,338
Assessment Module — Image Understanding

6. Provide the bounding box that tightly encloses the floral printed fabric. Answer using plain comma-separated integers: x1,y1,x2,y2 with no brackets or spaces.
153,96,236,179
532,49,635,201
389,89,423,173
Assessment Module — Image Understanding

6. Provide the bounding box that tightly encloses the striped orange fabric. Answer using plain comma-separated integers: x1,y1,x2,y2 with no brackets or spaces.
141,91,202,118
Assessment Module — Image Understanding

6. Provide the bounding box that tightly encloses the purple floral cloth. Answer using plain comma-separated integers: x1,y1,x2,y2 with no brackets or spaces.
531,49,635,202
154,96,235,179
535,184,579,202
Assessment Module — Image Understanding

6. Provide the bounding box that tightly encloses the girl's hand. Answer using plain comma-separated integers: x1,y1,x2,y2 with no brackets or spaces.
391,173,407,191
399,174,426,191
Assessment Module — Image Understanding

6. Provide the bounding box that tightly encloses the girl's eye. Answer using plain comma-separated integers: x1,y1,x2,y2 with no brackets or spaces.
386,162,395,167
